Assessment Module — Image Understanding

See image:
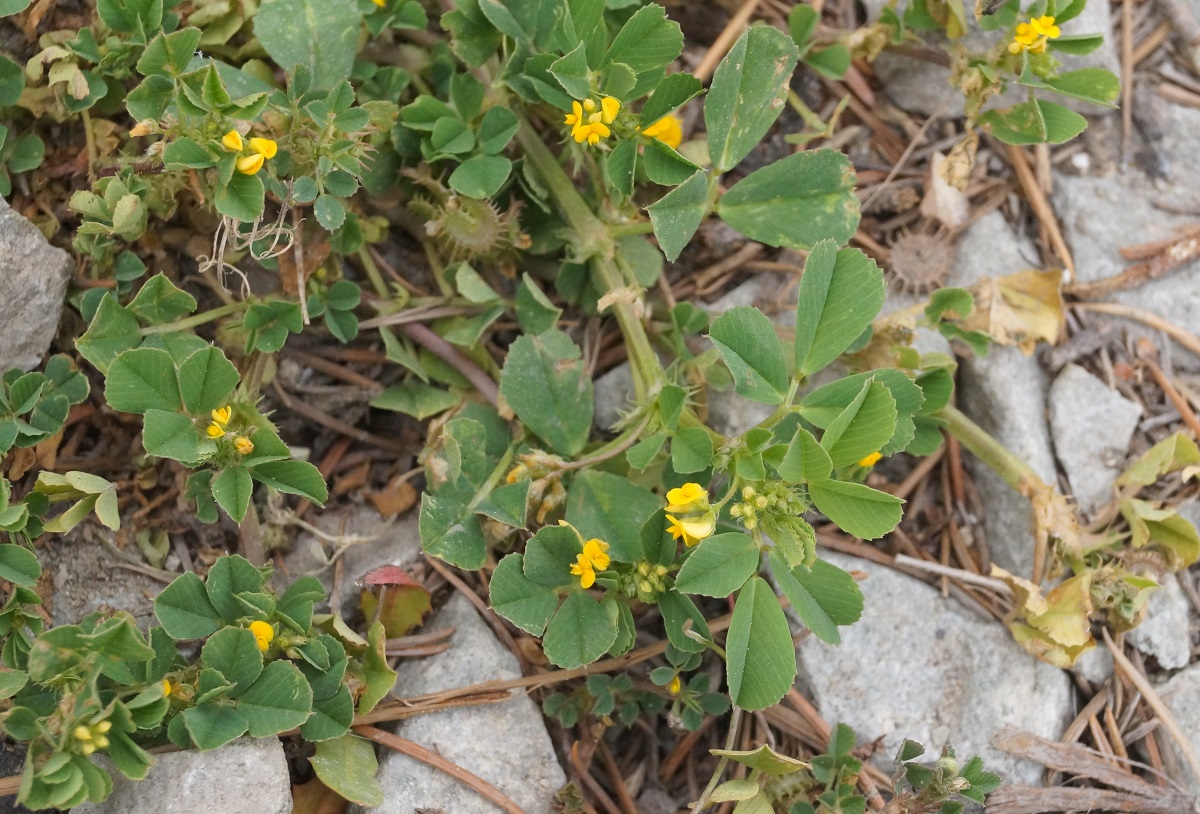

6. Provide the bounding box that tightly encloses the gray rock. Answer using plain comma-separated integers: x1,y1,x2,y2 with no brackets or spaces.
73,738,291,814
1156,663,1200,796
864,0,1118,117
279,506,421,617
355,593,565,814
45,530,161,627
1053,173,1200,371
951,213,1057,577
0,197,72,371
593,362,636,432
1073,646,1113,685
1128,575,1192,670
797,552,1073,785
1047,364,1142,515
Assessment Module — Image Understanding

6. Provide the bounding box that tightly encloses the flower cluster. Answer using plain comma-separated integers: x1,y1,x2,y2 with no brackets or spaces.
664,482,715,547
569,538,611,588
249,620,275,652
71,719,112,756
205,405,254,454
1008,15,1060,55
641,114,684,149
564,96,620,146
220,130,278,175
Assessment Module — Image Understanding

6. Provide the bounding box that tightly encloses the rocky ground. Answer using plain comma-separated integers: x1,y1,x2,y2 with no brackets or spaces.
3,0,1200,811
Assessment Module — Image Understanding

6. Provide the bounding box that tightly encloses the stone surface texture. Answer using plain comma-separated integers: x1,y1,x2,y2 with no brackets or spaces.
863,0,1118,117
353,593,566,814
1156,663,1200,796
0,197,72,371
950,213,1057,577
1127,575,1193,670
73,738,291,814
797,553,1073,786
1047,364,1142,515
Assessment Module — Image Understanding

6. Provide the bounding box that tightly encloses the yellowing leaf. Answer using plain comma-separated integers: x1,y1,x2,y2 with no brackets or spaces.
963,270,1065,354
1116,432,1200,488
993,566,1094,667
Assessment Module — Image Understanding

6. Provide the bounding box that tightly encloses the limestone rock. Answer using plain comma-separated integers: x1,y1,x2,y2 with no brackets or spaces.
797,553,1074,785
1128,575,1192,670
0,197,72,371
73,738,291,814
1047,364,1142,515
354,593,566,814
1156,663,1200,796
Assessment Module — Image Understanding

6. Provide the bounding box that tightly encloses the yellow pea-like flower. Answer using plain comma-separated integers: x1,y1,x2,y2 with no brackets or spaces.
221,130,244,152
233,436,254,455
211,406,232,426
249,620,275,652
247,137,277,159
206,423,225,439
236,152,266,175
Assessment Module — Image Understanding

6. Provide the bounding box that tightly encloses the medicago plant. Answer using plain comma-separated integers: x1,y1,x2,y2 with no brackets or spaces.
0,0,1133,808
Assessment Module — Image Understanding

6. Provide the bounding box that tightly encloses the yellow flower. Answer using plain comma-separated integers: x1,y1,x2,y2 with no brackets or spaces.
248,137,278,159
642,114,683,149
666,513,715,547
233,436,254,455
666,482,708,514
564,100,584,130
569,538,611,588
81,743,96,756
1008,15,1059,54
599,96,620,124
858,451,882,468
206,422,225,439
93,735,109,749
249,620,275,652
371,0,385,6
162,679,172,696
236,152,266,175
221,130,244,152
667,675,682,695
211,406,232,426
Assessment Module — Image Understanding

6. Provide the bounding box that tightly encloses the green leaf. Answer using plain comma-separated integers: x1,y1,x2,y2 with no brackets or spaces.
212,466,253,522
819,380,897,468
660,588,713,652
793,242,884,376
0,544,41,587
522,525,581,588
769,551,863,644
1024,67,1119,106
708,306,789,405
627,432,667,470
201,627,263,692
499,329,592,456
128,274,199,326
489,553,559,636
718,151,859,251
314,194,346,231
604,139,637,200
543,590,618,669
515,273,561,334
671,427,714,474
602,3,683,74
980,99,1087,145
250,460,328,503
142,409,207,463
76,297,142,375
808,480,902,540
236,659,314,735
642,139,701,185
214,171,265,222
105,348,182,414
370,381,458,419
475,480,529,527
565,470,661,562
788,5,819,48
674,533,759,597
254,0,362,88
301,685,353,741
0,0,31,13
205,554,266,622
155,572,222,639
725,576,796,710
705,25,799,172
805,45,851,80
777,427,832,484
549,42,591,98
711,743,810,776
639,71,703,126
419,492,486,569
126,74,175,120
1048,33,1104,55
647,169,709,263
311,735,384,807
0,54,25,107
448,154,512,199
177,346,239,414
181,704,249,751
137,27,203,77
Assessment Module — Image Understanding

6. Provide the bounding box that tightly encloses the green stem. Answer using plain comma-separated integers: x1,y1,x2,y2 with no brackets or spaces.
515,119,663,400
937,405,1042,491
608,221,655,237
356,248,391,299
692,706,744,813
138,302,246,335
